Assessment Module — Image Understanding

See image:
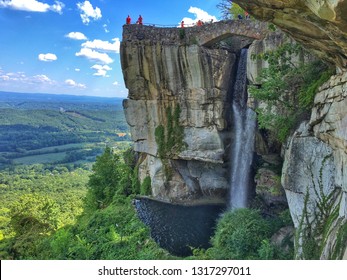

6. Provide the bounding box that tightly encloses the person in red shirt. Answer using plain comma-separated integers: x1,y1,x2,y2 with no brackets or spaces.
197,19,202,26
181,20,184,28
137,15,143,25
126,15,131,24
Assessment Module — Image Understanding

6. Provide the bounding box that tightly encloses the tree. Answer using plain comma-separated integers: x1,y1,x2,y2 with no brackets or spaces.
217,0,245,19
88,147,142,208
8,194,60,259
88,147,121,207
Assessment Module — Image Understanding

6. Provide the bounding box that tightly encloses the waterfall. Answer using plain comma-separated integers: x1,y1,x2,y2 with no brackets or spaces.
229,48,256,209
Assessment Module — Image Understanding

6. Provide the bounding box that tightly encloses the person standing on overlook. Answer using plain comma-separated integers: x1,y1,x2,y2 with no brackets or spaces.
181,20,184,28
126,15,131,24
137,15,143,25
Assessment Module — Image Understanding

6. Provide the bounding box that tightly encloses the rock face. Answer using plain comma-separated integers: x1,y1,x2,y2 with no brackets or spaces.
236,0,347,259
234,0,347,69
121,25,242,201
281,73,347,259
310,72,347,190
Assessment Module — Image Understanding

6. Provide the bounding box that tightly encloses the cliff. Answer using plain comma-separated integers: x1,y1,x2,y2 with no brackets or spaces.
234,0,347,69
236,0,347,259
121,21,267,201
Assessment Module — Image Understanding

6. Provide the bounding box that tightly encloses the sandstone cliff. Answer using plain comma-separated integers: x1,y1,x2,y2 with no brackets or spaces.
235,0,347,259
234,0,347,69
121,22,269,201
121,24,235,201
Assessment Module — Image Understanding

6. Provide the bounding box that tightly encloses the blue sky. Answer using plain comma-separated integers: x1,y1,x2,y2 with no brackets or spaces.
0,0,221,97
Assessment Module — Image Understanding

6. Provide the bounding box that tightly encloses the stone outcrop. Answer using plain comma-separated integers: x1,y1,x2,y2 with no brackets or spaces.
281,73,347,259
236,0,347,259
234,0,347,69
121,24,247,201
310,72,347,189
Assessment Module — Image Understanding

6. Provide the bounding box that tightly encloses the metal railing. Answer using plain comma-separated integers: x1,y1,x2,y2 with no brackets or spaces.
127,21,216,28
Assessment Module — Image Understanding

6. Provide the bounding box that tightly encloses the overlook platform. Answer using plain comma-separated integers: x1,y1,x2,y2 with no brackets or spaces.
122,19,268,47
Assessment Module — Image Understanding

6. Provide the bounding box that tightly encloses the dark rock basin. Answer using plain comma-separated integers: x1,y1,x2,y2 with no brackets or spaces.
133,197,226,256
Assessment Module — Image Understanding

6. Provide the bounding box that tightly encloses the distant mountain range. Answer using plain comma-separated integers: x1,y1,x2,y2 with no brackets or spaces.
0,91,125,105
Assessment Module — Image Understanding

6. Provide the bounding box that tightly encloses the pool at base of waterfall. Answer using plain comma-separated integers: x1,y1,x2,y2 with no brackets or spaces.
133,197,226,256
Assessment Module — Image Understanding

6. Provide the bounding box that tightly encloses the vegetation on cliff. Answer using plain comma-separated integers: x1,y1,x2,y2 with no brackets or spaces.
249,42,334,142
155,105,185,177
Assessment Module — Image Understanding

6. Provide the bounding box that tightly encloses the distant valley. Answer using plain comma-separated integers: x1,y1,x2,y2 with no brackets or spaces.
0,91,130,169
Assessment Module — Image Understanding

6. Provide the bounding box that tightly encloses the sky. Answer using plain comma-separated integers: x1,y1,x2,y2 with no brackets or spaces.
0,0,222,98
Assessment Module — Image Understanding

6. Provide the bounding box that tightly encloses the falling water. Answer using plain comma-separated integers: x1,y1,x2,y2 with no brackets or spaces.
229,48,256,209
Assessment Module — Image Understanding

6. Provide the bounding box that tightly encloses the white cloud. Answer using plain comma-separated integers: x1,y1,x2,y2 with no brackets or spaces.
180,6,218,26
113,81,119,86
66,32,87,40
81,38,120,53
0,0,64,14
0,75,10,81
0,71,56,85
75,68,81,72
77,1,101,25
91,64,112,77
0,69,90,93
65,79,86,89
32,74,53,83
38,53,57,62
75,47,113,64
51,1,64,14
65,79,76,86
103,24,109,33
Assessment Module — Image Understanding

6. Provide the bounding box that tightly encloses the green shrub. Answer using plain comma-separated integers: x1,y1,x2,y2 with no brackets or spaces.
140,176,152,195
209,208,270,259
44,196,170,260
299,64,333,109
258,239,276,259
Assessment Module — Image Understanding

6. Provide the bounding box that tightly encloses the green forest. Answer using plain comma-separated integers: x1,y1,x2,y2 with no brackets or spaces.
0,147,293,260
